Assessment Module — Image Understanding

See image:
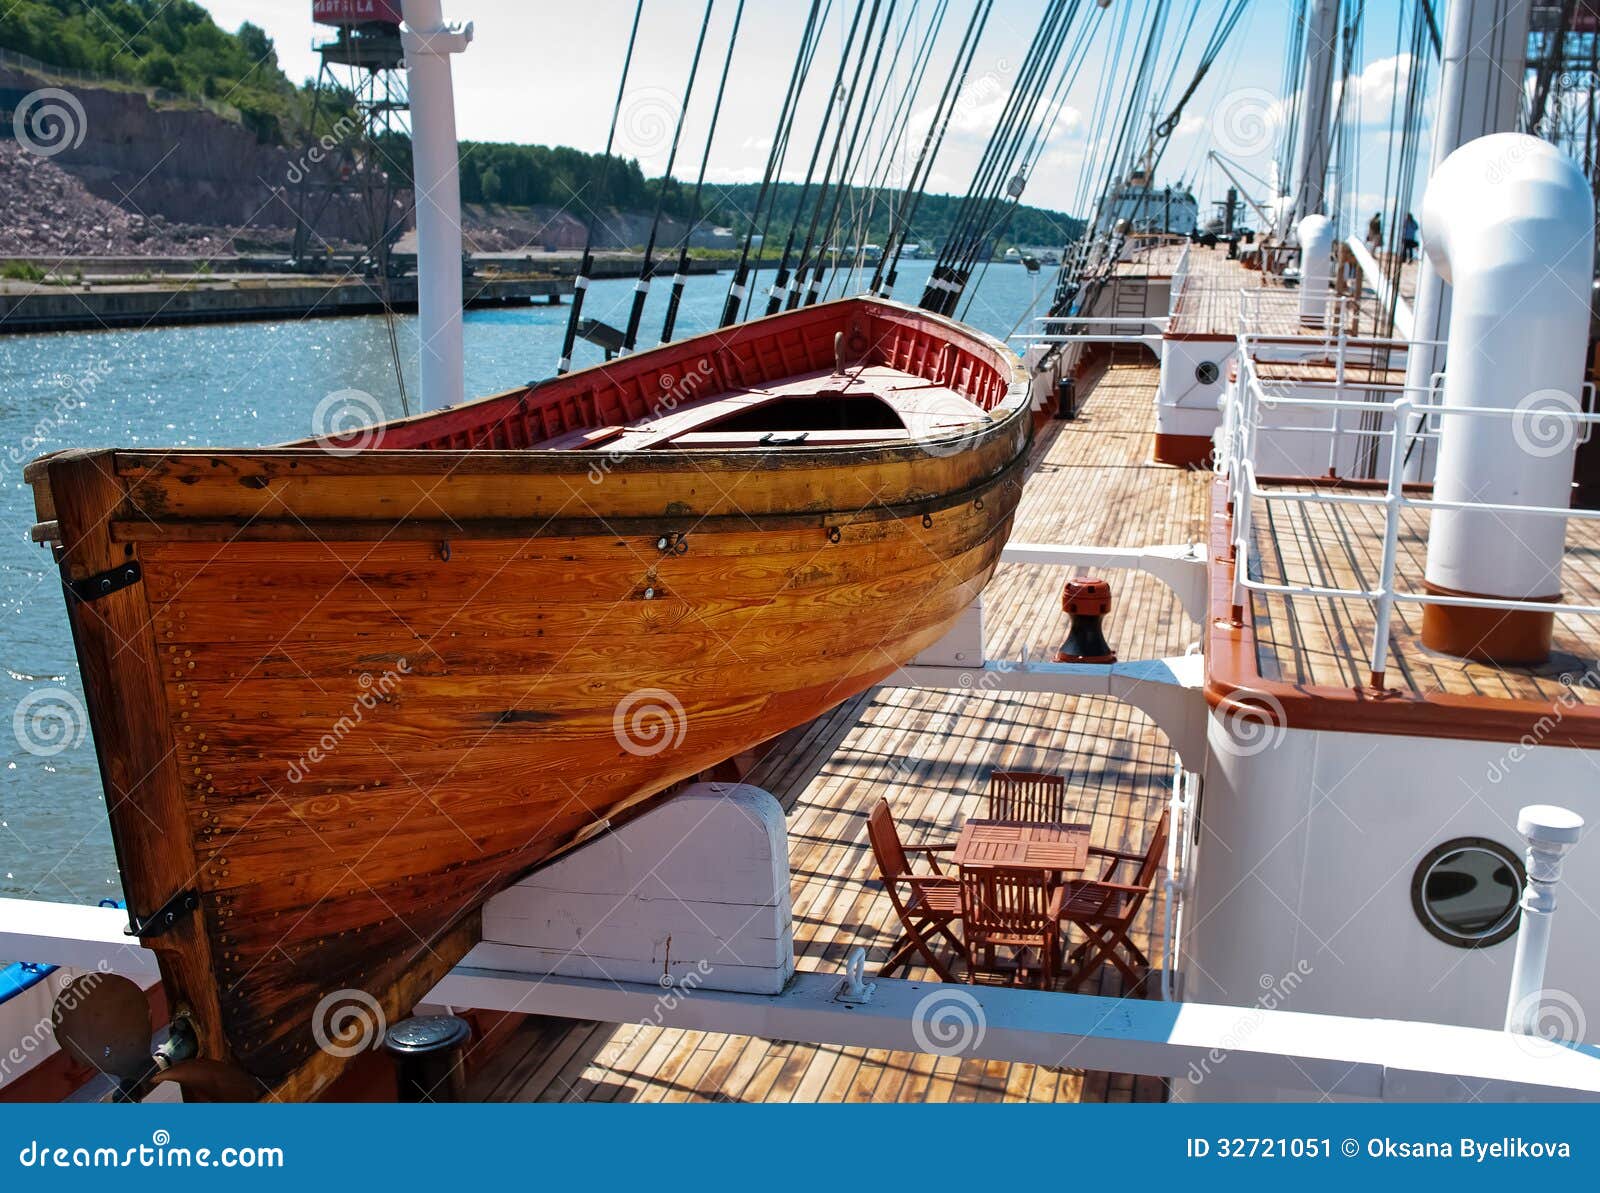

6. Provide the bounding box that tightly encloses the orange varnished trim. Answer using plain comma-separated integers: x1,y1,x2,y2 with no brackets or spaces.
1153,432,1214,469
1421,579,1558,665
1204,477,1600,749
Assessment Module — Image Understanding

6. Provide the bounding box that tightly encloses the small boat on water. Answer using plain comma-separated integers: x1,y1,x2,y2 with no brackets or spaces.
25,296,1031,1100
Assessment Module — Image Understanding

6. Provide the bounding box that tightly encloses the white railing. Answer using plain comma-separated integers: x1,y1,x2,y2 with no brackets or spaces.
1233,320,1448,480
1221,347,1600,685
1168,242,1191,318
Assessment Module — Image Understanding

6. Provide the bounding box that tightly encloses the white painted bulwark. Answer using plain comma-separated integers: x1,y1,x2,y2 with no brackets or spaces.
478,783,795,993
1185,717,1600,1050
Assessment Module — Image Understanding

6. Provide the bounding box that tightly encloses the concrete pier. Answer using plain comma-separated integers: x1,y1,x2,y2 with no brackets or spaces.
0,270,569,334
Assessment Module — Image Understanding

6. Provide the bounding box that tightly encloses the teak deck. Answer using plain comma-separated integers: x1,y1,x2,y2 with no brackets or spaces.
469,363,1206,1103
1247,488,1600,707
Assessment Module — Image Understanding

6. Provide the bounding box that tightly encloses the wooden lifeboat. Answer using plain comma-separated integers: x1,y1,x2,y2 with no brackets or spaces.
26,296,1031,1100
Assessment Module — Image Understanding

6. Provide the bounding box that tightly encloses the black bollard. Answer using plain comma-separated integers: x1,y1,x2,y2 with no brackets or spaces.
1054,578,1117,664
383,1014,472,1103
1056,377,1078,420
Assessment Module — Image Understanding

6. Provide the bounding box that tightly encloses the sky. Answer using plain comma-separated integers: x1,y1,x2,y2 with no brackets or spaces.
198,0,1431,230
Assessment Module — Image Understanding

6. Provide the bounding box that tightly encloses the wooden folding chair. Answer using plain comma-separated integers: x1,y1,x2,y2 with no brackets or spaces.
1059,811,1170,992
866,799,963,981
987,770,1069,823
958,865,1066,989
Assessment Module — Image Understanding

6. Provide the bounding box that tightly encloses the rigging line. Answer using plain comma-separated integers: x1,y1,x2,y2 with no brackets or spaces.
556,0,645,374
722,0,831,327
823,0,948,301
661,0,748,344
790,0,895,309
740,0,836,320
620,0,718,355
808,0,933,304
929,0,1077,312
930,0,1065,284
958,5,1104,323
878,0,995,296
807,0,918,303
763,0,874,317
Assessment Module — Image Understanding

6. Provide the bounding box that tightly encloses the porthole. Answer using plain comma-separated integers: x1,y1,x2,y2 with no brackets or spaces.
1195,360,1221,386
1410,838,1525,948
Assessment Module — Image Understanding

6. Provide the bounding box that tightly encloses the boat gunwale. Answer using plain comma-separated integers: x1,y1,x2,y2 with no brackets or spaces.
311,293,1030,452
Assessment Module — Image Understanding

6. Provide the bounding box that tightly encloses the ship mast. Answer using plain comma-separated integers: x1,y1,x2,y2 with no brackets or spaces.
1288,0,1339,227
401,0,473,411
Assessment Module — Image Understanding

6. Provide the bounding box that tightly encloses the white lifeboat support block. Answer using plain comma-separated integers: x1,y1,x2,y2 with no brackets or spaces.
1419,133,1595,663
1295,214,1333,327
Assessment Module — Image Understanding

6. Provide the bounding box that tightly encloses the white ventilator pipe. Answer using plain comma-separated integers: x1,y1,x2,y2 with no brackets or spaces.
1420,134,1594,663
1289,0,1340,226
402,0,473,411
1402,0,1532,479
1296,215,1333,326
1505,806,1585,1037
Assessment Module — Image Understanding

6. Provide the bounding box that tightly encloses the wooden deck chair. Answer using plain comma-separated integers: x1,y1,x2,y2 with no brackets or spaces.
987,770,1069,823
958,866,1066,989
866,799,962,981
1059,810,1170,992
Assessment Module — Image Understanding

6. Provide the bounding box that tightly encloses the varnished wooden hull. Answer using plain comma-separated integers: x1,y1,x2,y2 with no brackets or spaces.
30,298,1031,1099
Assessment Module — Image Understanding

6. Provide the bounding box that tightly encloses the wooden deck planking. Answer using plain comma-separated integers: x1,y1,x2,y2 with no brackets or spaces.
471,361,1204,1103
1247,484,1600,704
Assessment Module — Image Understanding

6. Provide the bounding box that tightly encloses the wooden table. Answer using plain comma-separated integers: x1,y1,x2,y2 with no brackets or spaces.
953,819,1091,873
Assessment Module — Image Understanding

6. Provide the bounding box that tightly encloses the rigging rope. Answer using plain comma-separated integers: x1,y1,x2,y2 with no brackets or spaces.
620,0,717,355
556,0,645,374
660,0,748,344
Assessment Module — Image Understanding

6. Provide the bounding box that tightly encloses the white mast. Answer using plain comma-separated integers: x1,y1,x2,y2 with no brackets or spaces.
401,0,473,411
1289,0,1341,226
1402,0,1532,478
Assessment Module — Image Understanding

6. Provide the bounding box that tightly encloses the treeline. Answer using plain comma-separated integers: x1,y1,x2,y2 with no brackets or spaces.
0,0,309,142
0,3,1085,250
455,143,1085,252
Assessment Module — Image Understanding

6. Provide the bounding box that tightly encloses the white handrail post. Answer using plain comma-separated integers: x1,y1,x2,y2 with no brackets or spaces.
1367,398,1411,687
1327,324,1348,477
1505,805,1586,1036
402,0,473,412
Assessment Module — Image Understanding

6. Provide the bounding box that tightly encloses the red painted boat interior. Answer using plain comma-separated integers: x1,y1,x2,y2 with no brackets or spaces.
326,300,1014,453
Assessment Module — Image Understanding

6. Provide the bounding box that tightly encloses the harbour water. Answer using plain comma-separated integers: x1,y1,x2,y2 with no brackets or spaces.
0,258,1048,904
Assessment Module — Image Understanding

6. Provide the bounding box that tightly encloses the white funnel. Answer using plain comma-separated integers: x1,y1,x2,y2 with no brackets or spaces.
1420,134,1594,663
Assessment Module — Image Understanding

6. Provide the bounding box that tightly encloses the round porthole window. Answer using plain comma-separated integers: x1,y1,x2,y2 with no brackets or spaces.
1195,360,1221,386
1410,838,1525,948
